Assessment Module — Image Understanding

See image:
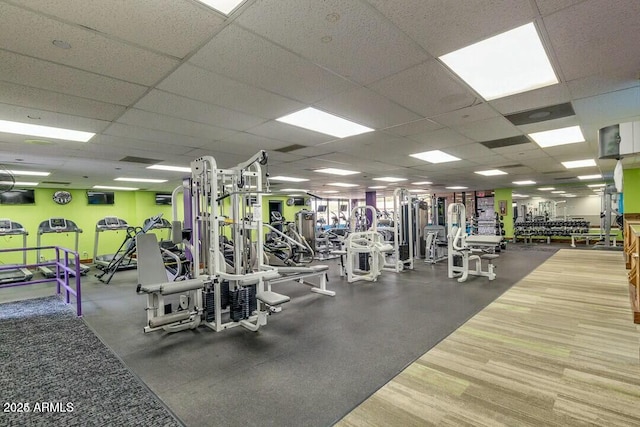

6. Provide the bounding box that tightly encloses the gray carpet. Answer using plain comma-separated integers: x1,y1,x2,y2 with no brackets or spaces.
73,247,557,427
0,296,182,427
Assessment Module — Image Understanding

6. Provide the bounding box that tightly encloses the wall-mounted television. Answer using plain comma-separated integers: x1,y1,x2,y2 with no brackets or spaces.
339,204,348,212
0,189,35,205
293,197,306,206
155,193,172,205
317,205,327,212
87,191,114,205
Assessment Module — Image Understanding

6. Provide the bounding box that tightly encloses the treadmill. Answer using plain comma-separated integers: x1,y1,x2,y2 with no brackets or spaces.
93,217,136,271
37,218,91,278
0,218,34,284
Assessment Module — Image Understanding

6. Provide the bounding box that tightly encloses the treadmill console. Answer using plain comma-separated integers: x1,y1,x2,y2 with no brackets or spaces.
0,218,11,231
104,216,120,227
49,218,67,230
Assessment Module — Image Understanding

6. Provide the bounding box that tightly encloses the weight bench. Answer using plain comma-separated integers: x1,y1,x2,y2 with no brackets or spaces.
266,264,335,296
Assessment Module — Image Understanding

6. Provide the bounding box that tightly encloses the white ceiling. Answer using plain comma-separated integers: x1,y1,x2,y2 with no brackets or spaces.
0,0,639,199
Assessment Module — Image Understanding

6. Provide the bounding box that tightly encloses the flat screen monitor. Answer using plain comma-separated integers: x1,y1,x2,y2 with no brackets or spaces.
104,216,120,227
49,218,67,229
87,191,114,205
0,189,35,205
339,204,348,212
317,205,327,212
293,197,306,206
0,219,11,229
155,193,172,205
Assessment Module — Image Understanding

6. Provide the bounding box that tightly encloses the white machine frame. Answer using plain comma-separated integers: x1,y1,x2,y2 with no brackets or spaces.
345,205,392,283
447,203,502,283
382,188,415,272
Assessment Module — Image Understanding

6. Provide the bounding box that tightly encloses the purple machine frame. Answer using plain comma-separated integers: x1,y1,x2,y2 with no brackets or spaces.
0,245,82,316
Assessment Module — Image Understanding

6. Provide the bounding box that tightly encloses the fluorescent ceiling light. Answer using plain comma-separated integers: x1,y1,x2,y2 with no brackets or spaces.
115,177,167,183
93,185,138,191
475,169,507,176
538,187,554,191
408,189,428,193
287,194,302,197
439,23,557,100
276,107,373,138
412,181,432,185
2,181,38,186
372,177,407,182
8,170,50,176
314,168,360,176
446,186,467,190
269,176,309,182
0,119,95,142
195,0,245,15
368,186,387,189
513,180,536,185
529,126,585,148
551,190,565,194
562,159,596,169
513,194,528,198
578,174,602,180
147,165,191,173
328,182,359,187
587,183,606,188
410,150,460,164
279,188,307,192
323,190,339,194
564,194,577,197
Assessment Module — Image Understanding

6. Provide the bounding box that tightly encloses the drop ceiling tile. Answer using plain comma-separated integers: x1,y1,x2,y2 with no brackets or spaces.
468,155,512,166
159,63,305,120
367,0,534,56
133,90,266,131
190,24,357,104
0,51,147,105
116,109,236,142
383,119,443,136
516,115,581,135
444,143,496,159
455,117,522,142
534,0,586,16
406,128,473,149
92,133,191,156
431,103,500,127
0,3,179,86
567,67,640,100
503,149,551,161
246,121,335,145
489,84,572,115
0,103,110,134
0,81,125,121
492,142,541,154
573,87,640,131
103,123,211,149
15,0,225,58
236,0,429,85
544,0,640,81
218,132,291,151
314,87,421,129
370,60,476,117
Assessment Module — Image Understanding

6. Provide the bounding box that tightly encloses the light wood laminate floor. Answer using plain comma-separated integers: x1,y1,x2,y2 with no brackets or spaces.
338,249,640,426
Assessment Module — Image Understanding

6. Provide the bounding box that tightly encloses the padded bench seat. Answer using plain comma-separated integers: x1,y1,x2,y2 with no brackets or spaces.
256,291,290,306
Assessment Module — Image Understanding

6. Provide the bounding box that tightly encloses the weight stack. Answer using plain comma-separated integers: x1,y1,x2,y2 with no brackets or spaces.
230,285,257,321
204,290,215,322
399,243,409,261
359,253,370,271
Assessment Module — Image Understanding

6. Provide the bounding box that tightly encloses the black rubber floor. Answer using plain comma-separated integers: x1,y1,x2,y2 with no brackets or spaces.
0,247,556,426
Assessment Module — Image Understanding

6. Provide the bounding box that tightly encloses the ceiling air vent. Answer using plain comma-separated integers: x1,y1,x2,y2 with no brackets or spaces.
275,144,306,153
505,102,575,126
119,156,163,164
42,181,71,185
499,163,525,169
480,135,530,149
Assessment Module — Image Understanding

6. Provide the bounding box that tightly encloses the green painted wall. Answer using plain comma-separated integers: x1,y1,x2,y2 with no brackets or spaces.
0,189,181,264
494,188,513,239
623,168,640,213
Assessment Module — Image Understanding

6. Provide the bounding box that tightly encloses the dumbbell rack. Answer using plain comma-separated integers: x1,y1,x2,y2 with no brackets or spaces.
515,219,590,242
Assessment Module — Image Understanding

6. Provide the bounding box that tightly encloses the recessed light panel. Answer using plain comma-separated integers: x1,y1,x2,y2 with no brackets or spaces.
446,186,467,190
2,181,38,186
195,0,245,15
410,150,460,164
562,159,596,169
8,170,50,176
0,119,95,142
529,126,585,148
475,169,507,176
276,107,373,138
412,181,432,185
578,174,602,180
314,168,360,176
147,165,191,173
115,177,167,183
279,188,307,192
368,186,387,189
328,183,359,187
587,183,606,188
513,180,536,185
323,190,339,194
93,185,139,191
439,23,558,100
372,177,407,183
551,190,565,194
538,187,554,191
269,176,309,182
